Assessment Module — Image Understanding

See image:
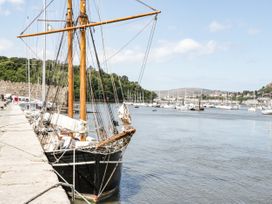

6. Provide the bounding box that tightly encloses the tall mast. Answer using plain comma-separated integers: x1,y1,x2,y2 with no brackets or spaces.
79,0,87,140
27,56,31,102
67,0,74,118
26,36,31,102
42,0,47,102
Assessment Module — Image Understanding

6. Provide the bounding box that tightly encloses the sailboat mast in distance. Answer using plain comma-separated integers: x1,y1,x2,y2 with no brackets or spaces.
67,0,74,118
42,0,47,102
79,0,87,140
27,53,31,102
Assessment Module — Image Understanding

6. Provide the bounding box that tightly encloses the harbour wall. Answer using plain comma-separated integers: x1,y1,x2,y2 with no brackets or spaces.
0,80,67,103
0,104,70,203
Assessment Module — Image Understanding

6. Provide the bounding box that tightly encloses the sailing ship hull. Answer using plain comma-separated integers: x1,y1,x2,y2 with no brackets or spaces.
45,149,123,202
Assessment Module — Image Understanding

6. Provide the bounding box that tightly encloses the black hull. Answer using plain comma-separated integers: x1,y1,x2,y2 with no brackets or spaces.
45,149,123,201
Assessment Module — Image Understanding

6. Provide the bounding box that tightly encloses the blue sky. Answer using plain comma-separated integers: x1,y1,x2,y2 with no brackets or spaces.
0,0,271,91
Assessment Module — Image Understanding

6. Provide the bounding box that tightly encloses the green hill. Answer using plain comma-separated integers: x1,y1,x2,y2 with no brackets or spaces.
0,56,156,102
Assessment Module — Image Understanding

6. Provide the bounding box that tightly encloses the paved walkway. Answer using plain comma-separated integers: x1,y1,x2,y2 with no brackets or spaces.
0,104,70,204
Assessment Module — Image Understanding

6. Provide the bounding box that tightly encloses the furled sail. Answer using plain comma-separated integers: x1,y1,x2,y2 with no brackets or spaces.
44,112,87,133
118,103,132,130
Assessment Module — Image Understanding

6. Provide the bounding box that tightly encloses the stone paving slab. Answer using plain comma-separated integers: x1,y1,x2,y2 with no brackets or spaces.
0,104,70,204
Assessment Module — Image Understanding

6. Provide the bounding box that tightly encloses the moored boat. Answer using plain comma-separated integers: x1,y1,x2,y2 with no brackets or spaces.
262,109,272,115
18,0,160,202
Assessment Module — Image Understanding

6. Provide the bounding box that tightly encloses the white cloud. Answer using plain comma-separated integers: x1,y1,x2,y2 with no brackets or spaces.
0,38,13,53
105,38,225,64
0,0,24,5
247,28,261,36
175,39,201,54
0,0,24,15
8,0,24,4
152,38,220,61
209,20,231,32
102,47,144,65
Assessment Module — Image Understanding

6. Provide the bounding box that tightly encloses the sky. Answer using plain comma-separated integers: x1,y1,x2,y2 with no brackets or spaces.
0,0,271,92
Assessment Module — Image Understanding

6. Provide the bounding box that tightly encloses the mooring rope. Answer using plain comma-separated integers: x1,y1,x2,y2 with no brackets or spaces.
23,182,72,204
52,169,92,204
0,141,47,160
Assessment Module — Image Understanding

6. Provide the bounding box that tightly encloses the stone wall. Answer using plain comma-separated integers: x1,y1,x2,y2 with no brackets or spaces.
0,80,67,103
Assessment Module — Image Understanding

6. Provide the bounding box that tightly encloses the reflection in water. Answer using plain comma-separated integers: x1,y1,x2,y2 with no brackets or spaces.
75,107,272,204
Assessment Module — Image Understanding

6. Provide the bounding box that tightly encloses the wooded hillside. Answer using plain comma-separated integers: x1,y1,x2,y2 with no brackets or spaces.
0,56,156,102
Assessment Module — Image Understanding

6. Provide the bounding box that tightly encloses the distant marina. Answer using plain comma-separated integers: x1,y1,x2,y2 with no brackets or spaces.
123,87,272,115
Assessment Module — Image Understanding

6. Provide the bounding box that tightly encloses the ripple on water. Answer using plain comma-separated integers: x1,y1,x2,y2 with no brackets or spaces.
76,108,272,203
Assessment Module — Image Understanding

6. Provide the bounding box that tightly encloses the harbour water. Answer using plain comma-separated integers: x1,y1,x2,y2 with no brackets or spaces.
79,106,272,204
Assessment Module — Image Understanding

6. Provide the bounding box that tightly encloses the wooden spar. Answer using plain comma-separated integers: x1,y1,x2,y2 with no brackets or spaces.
17,10,161,38
67,0,74,118
79,0,87,141
96,128,136,149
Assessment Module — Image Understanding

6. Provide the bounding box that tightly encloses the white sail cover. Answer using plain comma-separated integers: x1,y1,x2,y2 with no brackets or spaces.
118,103,132,125
44,113,87,133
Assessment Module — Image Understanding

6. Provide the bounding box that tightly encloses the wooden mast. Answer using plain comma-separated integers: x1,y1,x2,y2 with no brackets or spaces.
79,0,87,141
67,0,74,118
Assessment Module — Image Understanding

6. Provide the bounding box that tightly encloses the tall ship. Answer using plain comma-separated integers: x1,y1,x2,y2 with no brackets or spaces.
18,0,160,202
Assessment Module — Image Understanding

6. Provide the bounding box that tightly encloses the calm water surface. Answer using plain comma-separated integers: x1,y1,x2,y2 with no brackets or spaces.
80,107,272,204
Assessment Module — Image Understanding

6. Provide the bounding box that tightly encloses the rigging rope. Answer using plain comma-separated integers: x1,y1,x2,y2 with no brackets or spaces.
100,17,155,102
134,0,157,11
93,0,121,104
74,26,109,138
138,15,158,84
43,2,76,112
20,0,55,35
21,0,69,113
20,39,42,61
101,17,154,64
87,70,107,141
88,27,119,134
44,27,66,108
97,145,128,197
117,76,125,101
